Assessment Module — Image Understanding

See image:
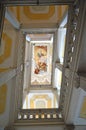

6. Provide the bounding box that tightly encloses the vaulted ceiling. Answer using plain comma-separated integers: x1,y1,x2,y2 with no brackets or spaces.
6,5,68,28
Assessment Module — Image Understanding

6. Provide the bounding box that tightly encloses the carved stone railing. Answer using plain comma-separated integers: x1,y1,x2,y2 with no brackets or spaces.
15,108,63,124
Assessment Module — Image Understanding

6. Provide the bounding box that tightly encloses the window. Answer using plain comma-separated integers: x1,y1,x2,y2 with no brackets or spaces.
55,68,62,95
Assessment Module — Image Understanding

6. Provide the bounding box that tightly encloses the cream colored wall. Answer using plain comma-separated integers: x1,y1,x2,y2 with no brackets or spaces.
0,19,18,71
0,18,19,127
65,87,86,125
0,80,13,127
75,126,86,130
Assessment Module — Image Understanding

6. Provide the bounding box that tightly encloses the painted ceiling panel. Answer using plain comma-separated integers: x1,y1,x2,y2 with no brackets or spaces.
23,92,57,109
23,6,55,20
30,6,49,14
8,5,68,27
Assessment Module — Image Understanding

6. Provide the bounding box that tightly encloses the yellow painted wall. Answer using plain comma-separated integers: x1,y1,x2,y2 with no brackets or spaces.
0,84,7,114
0,18,18,73
24,6,55,20
29,95,52,109
0,33,12,64
8,5,68,25
80,97,86,119
0,17,18,118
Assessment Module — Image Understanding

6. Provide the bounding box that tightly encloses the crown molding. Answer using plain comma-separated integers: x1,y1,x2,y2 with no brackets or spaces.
0,0,74,6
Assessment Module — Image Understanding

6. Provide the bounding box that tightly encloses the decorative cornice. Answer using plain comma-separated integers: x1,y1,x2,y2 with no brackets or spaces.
0,0,75,6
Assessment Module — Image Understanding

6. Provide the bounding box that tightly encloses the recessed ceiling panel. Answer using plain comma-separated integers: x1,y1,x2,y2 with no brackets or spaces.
31,41,53,85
